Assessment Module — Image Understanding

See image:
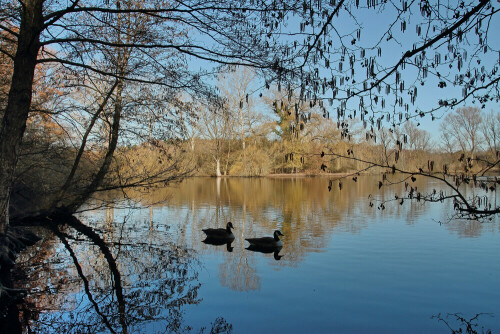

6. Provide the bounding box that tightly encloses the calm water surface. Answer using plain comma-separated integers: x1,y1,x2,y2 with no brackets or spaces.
13,176,500,333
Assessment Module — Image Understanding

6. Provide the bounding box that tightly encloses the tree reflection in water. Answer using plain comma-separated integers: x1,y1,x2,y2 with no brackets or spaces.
432,313,493,334
8,177,495,332
11,215,232,333
217,249,260,293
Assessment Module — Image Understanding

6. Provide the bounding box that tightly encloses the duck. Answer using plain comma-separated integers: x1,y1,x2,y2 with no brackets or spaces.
245,230,284,248
202,222,235,239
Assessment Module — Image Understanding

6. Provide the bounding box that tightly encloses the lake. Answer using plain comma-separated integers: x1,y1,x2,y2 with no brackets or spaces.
11,176,500,333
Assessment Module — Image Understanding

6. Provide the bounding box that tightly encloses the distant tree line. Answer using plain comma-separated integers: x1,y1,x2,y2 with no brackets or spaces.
177,75,498,179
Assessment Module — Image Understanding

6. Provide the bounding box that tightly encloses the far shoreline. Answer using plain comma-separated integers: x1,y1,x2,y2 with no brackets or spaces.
193,172,358,178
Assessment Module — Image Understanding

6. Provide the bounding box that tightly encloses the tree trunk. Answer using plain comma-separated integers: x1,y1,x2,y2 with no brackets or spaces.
0,0,43,233
66,78,124,212
51,81,118,210
239,107,245,150
216,158,222,177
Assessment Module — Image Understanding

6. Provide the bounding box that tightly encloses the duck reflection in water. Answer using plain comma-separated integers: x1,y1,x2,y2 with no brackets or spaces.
246,244,283,260
202,237,235,252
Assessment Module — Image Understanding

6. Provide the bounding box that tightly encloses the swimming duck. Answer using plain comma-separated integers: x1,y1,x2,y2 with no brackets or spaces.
202,222,235,239
245,230,284,247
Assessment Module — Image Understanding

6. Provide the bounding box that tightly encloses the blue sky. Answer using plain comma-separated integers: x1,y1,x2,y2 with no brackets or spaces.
186,1,500,144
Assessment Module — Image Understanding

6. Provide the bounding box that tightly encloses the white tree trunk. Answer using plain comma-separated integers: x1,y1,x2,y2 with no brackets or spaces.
216,158,222,177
